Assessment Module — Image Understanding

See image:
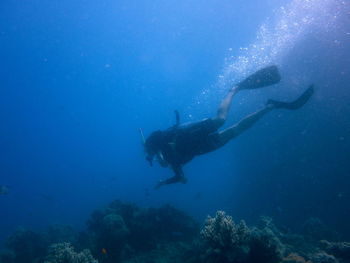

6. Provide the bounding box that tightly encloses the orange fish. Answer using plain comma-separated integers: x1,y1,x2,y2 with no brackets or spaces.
101,248,107,255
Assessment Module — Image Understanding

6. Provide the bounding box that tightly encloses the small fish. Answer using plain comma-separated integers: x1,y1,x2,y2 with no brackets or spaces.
101,248,107,255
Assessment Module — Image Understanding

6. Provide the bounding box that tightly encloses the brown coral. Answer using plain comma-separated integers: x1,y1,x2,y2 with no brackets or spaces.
282,253,312,263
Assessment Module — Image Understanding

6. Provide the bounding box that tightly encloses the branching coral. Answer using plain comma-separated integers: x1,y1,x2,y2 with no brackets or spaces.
200,211,285,263
200,211,250,262
201,210,249,250
44,242,98,263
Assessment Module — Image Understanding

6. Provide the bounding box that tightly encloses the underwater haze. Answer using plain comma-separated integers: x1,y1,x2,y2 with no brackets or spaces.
1,0,350,257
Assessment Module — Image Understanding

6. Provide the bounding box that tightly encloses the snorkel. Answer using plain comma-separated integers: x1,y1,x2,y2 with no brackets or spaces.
139,128,154,166
139,128,146,145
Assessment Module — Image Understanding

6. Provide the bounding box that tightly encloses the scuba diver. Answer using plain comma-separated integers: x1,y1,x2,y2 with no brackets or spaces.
142,65,314,189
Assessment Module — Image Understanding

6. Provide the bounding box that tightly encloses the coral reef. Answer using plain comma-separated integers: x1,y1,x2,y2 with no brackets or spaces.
320,240,350,262
45,225,77,245
1,200,350,263
0,250,15,263
248,226,284,263
44,242,98,263
311,252,339,263
199,211,283,263
282,253,311,263
122,241,192,263
302,218,339,241
200,210,250,262
0,224,79,263
201,211,250,249
85,201,198,262
87,212,129,262
4,227,47,263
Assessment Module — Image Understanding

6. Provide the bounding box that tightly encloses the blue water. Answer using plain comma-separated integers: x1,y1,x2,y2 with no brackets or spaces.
0,0,349,246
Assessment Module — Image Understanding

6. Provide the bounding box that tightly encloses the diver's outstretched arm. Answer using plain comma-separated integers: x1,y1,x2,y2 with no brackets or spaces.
217,106,273,146
154,165,187,189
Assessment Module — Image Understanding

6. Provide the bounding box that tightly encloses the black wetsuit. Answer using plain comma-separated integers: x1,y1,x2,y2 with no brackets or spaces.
159,118,224,167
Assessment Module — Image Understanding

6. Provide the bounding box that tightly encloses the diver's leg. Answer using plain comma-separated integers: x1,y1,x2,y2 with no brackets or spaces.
215,66,281,123
216,87,240,122
196,105,273,156
217,105,273,146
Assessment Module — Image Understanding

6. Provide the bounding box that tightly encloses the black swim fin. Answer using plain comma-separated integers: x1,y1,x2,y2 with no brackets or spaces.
237,65,281,90
267,85,314,110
